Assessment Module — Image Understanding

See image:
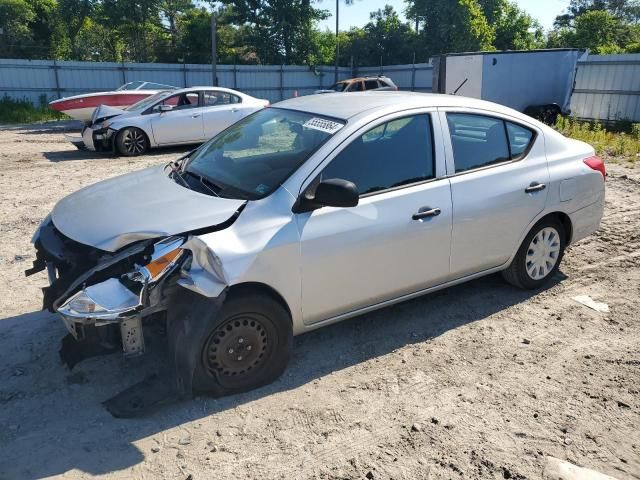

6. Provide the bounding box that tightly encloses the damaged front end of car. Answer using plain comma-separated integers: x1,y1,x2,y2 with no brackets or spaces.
65,105,124,152
26,218,187,357
24,214,237,416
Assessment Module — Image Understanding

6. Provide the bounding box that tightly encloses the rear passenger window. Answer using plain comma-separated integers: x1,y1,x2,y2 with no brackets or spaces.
203,91,241,106
506,122,534,158
447,114,509,173
447,114,535,173
321,114,435,196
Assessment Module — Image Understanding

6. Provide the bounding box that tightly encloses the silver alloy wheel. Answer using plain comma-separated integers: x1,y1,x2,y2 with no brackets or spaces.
525,226,561,280
122,129,145,154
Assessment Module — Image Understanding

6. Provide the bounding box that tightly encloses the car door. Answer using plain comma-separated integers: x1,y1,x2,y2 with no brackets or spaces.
441,109,549,278
201,91,247,140
150,91,204,145
297,112,452,325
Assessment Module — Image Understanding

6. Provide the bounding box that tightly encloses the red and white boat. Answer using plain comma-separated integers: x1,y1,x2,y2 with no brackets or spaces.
49,81,177,122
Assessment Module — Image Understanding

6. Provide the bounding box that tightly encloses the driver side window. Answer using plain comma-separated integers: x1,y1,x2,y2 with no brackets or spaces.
321,114,435,196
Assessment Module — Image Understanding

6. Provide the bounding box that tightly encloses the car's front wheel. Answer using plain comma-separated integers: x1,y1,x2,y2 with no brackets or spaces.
502,217,566,289
192,291,292,396
115,127,149,156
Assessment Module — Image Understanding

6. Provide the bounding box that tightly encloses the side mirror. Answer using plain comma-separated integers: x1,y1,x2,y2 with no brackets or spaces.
293,178,359,213
158,104,174,112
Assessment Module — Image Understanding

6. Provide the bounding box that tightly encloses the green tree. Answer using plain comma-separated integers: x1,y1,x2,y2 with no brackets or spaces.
221,0,329,64
98,0,166,62
178,6,246,64
57,0,95,58
27,0,67,58
407,0,495,56
160,0,194,51
493,2,544,50
477,0,506,24
0,0,35,57
548,8,639,53
307,28,337,65
574,9,625,52
554,0,639,27
363,5,417,64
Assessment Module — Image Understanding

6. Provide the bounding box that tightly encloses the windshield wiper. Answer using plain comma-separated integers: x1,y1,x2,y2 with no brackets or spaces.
166,162,190,189
183,171,221,197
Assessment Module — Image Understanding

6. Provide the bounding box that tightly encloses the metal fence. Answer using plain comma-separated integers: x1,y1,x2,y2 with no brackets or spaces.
2,54,639,122
0,58,432,106
569,54,640,122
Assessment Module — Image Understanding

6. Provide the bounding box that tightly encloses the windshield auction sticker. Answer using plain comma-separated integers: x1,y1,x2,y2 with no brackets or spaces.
303,118,344,134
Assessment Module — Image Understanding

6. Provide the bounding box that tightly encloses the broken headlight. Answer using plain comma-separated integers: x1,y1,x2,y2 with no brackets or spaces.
57,237,186,321
127,237,185,284
58,278,142,319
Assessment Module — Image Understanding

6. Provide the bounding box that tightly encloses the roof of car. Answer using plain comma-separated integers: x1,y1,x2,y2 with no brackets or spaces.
337,76,390,83
274,91,522,121
173,86,250,96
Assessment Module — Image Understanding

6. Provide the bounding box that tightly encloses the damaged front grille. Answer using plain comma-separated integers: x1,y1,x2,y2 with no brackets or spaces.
25,218,149,312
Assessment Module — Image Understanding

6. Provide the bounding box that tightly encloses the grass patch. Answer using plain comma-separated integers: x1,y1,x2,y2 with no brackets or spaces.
0,95,69,125
554,116,640,164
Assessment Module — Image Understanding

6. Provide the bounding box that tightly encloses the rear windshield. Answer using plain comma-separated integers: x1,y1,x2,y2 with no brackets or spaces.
183,108,344,200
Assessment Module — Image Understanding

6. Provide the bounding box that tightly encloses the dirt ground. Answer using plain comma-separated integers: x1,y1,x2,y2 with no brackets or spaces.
0,121,638,480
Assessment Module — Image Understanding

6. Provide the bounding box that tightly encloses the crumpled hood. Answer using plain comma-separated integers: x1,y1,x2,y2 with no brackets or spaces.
91,104,129,124
51,165,246,252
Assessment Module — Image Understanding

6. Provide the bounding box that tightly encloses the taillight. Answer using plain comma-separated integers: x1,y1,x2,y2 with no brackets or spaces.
583,155,606,180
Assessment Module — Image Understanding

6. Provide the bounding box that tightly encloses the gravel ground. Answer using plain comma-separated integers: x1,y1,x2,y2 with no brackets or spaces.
0,122,638,480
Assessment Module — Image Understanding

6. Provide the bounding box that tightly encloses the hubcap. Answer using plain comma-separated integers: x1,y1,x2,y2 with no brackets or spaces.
525,227,561,280
203,316,268,377
122,129,145,154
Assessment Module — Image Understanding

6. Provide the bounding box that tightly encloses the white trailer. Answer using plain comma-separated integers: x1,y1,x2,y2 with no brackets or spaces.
432,49,586,122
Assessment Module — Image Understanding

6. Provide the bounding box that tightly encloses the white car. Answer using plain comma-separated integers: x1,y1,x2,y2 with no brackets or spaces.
29,92,605,409
67,87,269,156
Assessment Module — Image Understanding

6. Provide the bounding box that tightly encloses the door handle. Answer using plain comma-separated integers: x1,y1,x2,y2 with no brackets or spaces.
525,182,546,193
192,113,201,118
231,108,240,113
412,207,441,221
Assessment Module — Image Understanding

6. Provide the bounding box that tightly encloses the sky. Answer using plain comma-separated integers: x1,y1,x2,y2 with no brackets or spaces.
316,0,572,32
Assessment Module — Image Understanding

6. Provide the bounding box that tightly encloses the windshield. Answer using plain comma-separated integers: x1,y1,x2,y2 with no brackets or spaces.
117,81,144,91
182,108,344,200
142,82,177,90
125,91,171,111
329,82,348,92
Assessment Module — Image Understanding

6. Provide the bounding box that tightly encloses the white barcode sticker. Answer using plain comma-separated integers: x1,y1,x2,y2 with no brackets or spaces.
303,117,343,134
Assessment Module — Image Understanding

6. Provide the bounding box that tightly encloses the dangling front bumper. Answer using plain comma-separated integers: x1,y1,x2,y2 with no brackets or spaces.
25,218,185,358
64,126,117,152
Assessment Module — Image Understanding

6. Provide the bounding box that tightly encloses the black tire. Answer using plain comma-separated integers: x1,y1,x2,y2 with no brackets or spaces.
502,217,566,290
192,291,292,396
115,127,149,156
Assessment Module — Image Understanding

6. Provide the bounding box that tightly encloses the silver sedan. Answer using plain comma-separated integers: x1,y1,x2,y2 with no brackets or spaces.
67,87,269,156
29,92,605,403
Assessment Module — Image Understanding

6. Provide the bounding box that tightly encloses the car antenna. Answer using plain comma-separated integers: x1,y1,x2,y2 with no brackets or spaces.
452,78,469,95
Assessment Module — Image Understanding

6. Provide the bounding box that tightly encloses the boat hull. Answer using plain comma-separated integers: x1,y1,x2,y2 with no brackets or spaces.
49,92,155,122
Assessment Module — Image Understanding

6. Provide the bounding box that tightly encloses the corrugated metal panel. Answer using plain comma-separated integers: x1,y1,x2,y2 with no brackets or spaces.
570,54,640,122
0,59,427,106
2,56,637,121
357,63,433,91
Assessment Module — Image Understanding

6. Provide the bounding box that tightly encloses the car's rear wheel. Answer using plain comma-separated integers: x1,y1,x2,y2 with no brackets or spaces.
502,217,566,289
192,291,292,396
116,127,148,156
